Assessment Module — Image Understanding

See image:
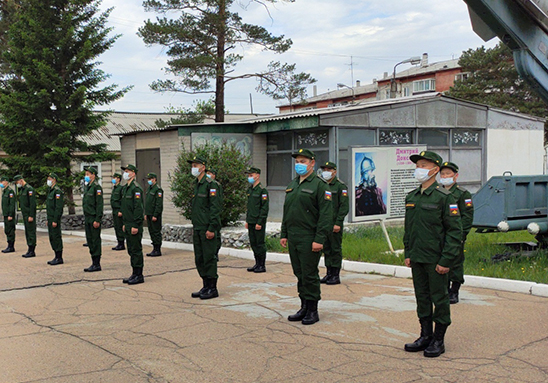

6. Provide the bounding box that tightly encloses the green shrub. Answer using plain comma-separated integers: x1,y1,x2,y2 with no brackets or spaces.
170,142,250,226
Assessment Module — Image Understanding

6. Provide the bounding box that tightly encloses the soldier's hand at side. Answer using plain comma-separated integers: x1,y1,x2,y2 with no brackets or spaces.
404,258,411,267
152,216,157,222
255,224,262,230
7,216,12,221
333,225,341,233
206,231,215,239
93,221,100,229
52,222,57,228
435,264,450,274
245,222,248,229
122,225,125,231
312,242,323,252
131,227,138,235
144,215,147,220
280,238,287,248
28,217,33,223
118,212,122,217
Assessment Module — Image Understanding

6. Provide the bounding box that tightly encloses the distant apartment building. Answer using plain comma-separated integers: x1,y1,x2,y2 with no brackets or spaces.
277,53,465,114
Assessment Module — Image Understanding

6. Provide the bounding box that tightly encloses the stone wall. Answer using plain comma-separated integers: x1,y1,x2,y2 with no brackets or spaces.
35,212,114,230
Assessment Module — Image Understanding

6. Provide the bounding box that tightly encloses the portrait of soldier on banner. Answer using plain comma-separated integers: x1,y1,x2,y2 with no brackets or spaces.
354,152,387,217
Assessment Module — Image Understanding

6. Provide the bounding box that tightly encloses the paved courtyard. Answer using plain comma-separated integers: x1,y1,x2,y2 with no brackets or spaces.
0,230,547,382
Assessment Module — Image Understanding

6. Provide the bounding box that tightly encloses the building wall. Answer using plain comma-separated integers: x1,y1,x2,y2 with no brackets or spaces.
486,110,545,178
120,135,136,166
252,134,267,182
160,130,187,224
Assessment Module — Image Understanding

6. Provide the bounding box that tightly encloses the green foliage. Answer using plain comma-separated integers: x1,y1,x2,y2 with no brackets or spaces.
171,142,250,226
256,61,317,108
155,98,218,128
448,43,548,123
0,0,130,209
138,0,294,122
0,0,20,83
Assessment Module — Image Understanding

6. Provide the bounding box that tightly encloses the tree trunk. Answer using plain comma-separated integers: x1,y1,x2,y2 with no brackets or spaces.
215,0,226,123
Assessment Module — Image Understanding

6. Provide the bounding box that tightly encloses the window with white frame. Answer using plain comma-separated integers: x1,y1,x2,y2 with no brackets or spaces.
413,79,436,93
455,72,470,82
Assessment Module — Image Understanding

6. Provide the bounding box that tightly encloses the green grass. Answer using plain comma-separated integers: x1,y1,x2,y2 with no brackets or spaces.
266,226,548,284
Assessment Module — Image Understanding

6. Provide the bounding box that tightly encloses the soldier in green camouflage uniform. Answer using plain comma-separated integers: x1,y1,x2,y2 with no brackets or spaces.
439,161,474,304
145,172,163,257
121,164,145,285
403,151,462,358
110,173,125,251
319,162,349,285
245,167,269,273
189,156,223,300
14,175,37,258
45,173,64,265
281,149,332,325
206,168,223,260
1,176,16,253
82,167,103,272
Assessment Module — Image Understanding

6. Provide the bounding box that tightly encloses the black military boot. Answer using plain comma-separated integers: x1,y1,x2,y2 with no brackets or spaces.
2,241,15,253
123,267,136,283
200,278,219,299
191,278,208,298
147,244,162,257
247,258,258,272
449,281,461,304
404,318,433,352
84,257,101,272
302,300,319,325
326,267,341,285
47,251,64,265
22,245,36,258
424,323,448,357
320,267,332,283
127,267,145,285
288,297,307,321
112,240,125,251
253,256,266,273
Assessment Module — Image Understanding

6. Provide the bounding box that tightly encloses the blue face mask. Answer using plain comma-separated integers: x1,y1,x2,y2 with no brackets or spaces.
247,176,255,184
0,184,4,189
84,176,91,183
148,180,153,186
111,179,117,185
295,163,308,176
206,174,212,179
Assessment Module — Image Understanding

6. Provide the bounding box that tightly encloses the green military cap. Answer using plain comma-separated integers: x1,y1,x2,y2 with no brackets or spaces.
121,164,137,172
84,166,98,175
48,172,58,180
207,168,217,175
440,161,459,173
0,176,8,182
291,148,316,160
112,173,122,179
13,175,23,181
410,150,443,166
146,172,157,179
187,156,207,165
246,167,261,174
320,161,337,170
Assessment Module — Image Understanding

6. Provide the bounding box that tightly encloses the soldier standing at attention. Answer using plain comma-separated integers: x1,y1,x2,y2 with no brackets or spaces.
120,164,145,284
189,156,222,300
1,177,16,253
82,167,103,272
145,172,163,257
245,167,269,273
110,173,125,251
319,162,349,285
206,168,223,260
403,151,462,358
46,173,64,266
280,149,332,325
439,161,474,304
14,175,37,258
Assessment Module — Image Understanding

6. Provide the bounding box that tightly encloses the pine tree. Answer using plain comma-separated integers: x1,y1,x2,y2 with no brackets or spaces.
138,0,295,122
0,0,130,213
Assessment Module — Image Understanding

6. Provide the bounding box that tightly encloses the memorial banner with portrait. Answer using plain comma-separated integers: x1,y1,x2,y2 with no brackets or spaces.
349,145,426,222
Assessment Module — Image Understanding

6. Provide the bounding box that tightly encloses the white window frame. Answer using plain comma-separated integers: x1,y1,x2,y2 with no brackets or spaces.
413,79,436,93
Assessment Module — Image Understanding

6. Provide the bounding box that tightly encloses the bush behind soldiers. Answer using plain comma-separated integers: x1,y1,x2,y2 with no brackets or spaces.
1,177,16,253
145,172,163,257
245,167,269,273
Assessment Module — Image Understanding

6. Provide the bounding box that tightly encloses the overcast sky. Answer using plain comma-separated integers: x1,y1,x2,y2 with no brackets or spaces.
97,0,499,115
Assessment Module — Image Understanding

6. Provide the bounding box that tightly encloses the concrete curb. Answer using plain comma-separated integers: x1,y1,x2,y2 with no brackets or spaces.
6,223,548,298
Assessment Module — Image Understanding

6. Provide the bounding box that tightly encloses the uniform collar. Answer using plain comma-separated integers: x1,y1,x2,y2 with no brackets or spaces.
448,183,458,192
423,181,441,195
252,182,262,189
300,172,316,183
328,177,337,185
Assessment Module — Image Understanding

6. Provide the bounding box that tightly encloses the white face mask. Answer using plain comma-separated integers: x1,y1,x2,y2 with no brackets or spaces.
123,172,130,180
321,171,333,180
191,167,201,177
439,177,455,186
47,180,53,187
414,167,434,183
